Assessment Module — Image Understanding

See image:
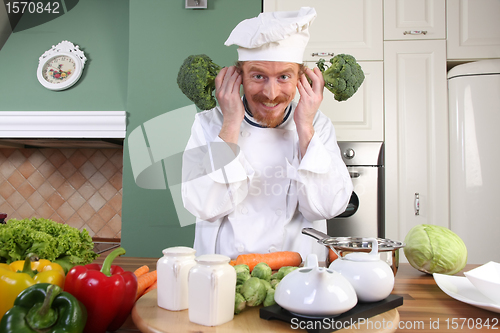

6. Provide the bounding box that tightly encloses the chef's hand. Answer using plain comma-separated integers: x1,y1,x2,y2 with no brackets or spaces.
295,67,324,157
215,66,244,144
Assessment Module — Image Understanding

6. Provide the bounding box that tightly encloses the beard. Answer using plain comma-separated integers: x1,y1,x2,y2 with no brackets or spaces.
251,93,290,128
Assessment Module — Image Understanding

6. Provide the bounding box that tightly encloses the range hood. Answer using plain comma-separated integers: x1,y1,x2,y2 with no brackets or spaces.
0,111,126,148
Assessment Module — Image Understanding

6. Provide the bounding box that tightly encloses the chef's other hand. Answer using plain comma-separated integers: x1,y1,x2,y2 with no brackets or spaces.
295,67,324,130
295,67,324,158
216,66,245,128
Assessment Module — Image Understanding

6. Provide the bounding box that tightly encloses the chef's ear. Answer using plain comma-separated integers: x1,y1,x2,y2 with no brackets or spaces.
234,61,244,75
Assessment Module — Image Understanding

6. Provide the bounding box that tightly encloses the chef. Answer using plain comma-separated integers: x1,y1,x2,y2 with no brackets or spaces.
181,7,353,261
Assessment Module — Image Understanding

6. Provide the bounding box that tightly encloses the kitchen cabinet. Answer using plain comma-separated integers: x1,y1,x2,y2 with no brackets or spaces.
301,61,384,142
383,40,449,248
447,0,500,60
264,0,383,61
265,0,385,141
384,0,446,40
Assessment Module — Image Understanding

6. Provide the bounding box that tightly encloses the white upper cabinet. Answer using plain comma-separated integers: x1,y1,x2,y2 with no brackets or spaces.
447,0,500,60
264,0,383,61
384,0,446,40
300,61,384,142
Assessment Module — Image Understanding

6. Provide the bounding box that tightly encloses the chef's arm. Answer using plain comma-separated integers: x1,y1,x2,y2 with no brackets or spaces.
288,131,353,222
182,125,254,222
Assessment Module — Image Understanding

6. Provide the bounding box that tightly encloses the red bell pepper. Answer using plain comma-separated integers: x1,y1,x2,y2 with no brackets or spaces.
64,247,137,333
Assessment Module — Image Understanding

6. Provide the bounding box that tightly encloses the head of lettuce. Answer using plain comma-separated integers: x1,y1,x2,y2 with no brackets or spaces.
404,224,468,275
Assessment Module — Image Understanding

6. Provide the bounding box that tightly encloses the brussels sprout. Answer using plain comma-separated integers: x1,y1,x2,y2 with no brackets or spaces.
234,264,251,285
275,266,298,280
263,288,276,307
234,292,246,314
251,262,272,281
234,264,250,274
404,224,468,275
260,279,273,292
270,278,280,289
240,277,267,306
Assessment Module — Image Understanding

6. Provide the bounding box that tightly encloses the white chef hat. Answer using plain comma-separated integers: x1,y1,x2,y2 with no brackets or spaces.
224,7,316,64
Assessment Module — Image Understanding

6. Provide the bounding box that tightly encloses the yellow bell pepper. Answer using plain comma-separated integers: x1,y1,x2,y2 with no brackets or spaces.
0,254,65,320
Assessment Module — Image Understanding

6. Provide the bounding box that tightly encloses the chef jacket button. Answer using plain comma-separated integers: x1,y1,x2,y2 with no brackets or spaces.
269,246,278,252
241,131,251,137
237,244,245,252
240,206,248,214
275,209,282,216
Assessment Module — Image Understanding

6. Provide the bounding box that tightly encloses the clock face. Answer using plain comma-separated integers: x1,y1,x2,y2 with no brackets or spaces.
42,55,77,84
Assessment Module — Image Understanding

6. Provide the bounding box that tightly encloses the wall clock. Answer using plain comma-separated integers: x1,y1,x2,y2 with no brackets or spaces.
37,40,87,91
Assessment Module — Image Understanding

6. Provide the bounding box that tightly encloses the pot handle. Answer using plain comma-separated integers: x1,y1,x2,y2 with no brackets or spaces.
302,228,330,242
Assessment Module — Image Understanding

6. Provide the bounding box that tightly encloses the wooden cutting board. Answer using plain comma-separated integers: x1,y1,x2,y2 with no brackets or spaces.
132,289,399,333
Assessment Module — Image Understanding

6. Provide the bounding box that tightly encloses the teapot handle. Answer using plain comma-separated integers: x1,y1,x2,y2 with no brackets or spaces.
367,238,379,256
305,253,319,268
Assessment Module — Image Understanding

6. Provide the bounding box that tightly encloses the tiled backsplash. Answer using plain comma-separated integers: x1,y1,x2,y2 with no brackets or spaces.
0,148,122,239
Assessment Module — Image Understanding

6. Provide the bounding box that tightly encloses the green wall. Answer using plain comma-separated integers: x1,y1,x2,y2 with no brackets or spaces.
0,0,129,111
121,0,262,257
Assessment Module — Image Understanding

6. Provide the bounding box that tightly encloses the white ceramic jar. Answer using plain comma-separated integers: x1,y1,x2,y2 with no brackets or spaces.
157,246,196,311
188,254,236,326
329,238,395,302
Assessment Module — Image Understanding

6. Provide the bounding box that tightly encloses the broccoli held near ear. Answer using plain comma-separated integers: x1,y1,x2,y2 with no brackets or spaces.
176,53,364,110
176,54,222,110
317,54,365,102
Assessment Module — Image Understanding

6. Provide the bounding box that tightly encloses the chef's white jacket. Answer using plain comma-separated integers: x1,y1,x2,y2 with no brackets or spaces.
181,101,353,261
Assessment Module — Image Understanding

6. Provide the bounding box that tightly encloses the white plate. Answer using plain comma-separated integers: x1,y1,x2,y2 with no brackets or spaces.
433,273,500,314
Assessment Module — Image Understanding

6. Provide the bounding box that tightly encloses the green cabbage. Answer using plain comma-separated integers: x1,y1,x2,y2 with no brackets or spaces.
0,218,98,272
404,224,467,275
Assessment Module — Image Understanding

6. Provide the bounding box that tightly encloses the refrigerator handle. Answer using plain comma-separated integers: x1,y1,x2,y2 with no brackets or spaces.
415,193,420,216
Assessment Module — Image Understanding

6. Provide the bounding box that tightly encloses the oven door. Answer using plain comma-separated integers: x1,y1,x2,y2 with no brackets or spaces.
327,166,383,238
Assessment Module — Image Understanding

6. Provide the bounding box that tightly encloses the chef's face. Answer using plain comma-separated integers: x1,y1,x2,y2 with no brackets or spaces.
241,61,300,128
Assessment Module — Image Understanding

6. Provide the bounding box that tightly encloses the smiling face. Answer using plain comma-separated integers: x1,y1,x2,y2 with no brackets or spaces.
240,61,301,128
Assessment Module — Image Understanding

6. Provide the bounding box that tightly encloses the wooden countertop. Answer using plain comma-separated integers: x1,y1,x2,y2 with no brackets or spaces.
94,256,499,332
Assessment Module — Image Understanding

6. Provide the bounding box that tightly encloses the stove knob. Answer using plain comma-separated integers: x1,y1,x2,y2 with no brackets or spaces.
344,148,355,159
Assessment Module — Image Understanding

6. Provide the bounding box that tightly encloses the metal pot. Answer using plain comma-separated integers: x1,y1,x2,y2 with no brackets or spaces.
302,228,405,276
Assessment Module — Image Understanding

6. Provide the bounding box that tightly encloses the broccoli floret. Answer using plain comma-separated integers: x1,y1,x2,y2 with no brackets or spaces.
317,54,365,102
177,54,222,110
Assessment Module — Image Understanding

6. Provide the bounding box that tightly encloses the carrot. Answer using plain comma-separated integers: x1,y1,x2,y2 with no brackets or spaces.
143,280,157,295
229,260,236,266
136,270,157,301
134,265,150,278
235,251,302,272
328,248,339,264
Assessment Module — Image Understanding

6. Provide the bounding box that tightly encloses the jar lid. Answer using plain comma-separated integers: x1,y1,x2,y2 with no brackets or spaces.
195,254,231,264
162,246,196,256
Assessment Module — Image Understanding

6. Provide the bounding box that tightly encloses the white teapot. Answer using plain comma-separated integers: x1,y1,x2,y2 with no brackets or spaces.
329,238,395,302
274,253,357,317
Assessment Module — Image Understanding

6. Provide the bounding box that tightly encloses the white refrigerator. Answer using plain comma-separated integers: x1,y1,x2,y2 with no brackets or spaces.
448,59,500,264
